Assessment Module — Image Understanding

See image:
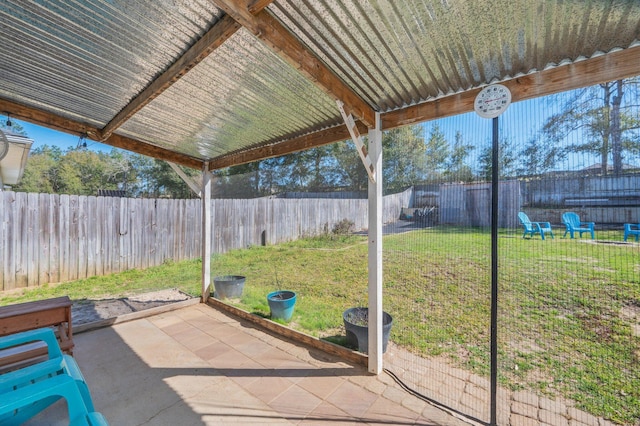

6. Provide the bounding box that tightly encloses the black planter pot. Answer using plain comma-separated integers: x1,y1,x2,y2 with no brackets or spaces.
343,307,393,354
213,275,245,299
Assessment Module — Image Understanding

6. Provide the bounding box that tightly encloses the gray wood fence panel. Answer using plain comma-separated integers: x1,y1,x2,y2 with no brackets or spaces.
522,175,640,207
59,195,69,283
9,192,20,289
50,194,60,283
104,197,114,275
187,199,200,259
16,192,28,288
0,192,4,288
95,196,105,277
279,191,367,199
86,197,95,277
173,200,182,261
69,195,80,281
26,193,38,287
78,196,88,280
3,192,15,289
119,198,130,272
2,190,410,290
38,193,51,285
151,199,160,267
439,182,519,228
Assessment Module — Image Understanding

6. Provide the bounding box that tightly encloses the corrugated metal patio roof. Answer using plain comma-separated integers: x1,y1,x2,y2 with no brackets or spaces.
1,0,639,170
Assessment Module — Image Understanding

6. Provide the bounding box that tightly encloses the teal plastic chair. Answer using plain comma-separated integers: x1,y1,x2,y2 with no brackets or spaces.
562,212,595,239
518,212,554,240
0,328,100,424
0,374,107,425
0,327,63,360
0,354,96,414
624,223,640,241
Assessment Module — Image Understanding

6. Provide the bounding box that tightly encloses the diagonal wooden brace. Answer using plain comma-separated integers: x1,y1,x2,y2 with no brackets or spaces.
166,161,202,197
336,100,376,183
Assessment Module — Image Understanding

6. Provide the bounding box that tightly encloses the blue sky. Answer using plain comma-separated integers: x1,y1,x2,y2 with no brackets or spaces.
12,119,114,153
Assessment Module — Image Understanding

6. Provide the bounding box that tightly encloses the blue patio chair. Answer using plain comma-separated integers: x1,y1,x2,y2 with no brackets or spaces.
0,354,96,413
0,327,63,360
561,212,595,239
623,223,640,242
0,328,98,424
518,212,554,240
0,374,108,425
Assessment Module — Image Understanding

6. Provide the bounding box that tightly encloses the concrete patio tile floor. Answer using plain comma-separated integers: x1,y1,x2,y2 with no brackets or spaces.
25,303,468,425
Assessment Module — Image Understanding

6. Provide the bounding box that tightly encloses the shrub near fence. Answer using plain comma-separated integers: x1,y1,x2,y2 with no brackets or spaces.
0,188,411,290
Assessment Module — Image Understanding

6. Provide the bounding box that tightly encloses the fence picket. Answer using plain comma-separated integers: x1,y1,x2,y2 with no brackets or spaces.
3,192,15,290
37,193,50,285
16,193,28,288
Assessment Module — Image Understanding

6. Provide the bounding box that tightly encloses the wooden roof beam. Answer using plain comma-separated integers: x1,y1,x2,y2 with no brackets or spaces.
98,14,241,140
383,46,640,129
246,0,273,14
212,0,377,128
0,98,203,169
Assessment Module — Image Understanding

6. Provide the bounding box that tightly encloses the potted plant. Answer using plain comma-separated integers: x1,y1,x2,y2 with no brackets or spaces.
265,269,297,322
343,307,393,354
267,290,297,321
212,275,245,299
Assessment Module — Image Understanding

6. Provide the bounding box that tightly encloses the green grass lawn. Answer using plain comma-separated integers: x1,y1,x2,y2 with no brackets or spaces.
0,258,203,305
1,229,638,424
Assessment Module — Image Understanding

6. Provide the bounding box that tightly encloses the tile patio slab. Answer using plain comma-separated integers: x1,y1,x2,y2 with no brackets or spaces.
24,303,468,426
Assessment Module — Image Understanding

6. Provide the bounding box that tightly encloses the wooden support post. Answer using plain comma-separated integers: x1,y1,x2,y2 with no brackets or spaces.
367,112,383,374
201,164,212,302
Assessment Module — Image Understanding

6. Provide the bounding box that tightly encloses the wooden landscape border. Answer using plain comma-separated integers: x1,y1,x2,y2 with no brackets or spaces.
207,297,368,367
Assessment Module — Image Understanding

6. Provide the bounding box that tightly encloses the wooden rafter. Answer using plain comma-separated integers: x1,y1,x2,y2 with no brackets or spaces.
0,98,203,169
104,134,203,169
246,0,273,14
212,0,376,128
98,14,241,140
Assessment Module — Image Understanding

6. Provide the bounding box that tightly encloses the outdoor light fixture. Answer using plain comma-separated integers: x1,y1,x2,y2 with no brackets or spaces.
5,113,11,127
77,133,87,149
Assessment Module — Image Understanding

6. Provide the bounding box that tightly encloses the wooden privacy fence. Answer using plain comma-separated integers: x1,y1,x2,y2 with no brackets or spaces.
1,193,202,291
520,174,640,225
1,189,411,290
521,174,640,208
439,181,520,228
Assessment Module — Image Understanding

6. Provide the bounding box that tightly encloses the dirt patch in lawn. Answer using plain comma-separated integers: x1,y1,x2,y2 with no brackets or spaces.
71,288,195,325
621,302,640,337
